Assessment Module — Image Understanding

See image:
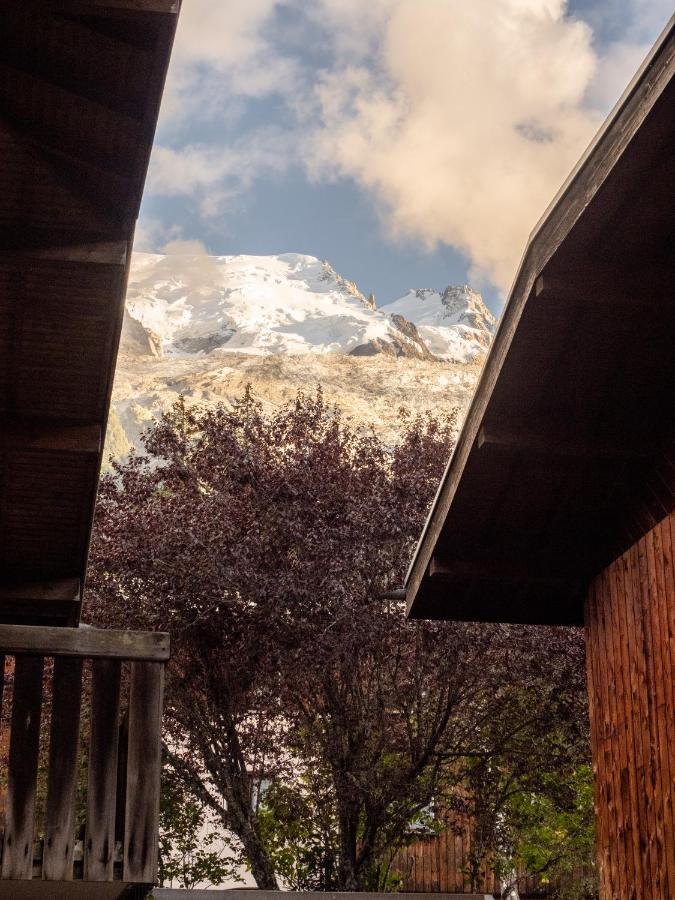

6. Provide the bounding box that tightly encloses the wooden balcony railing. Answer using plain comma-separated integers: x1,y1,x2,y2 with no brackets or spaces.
0,624,169,898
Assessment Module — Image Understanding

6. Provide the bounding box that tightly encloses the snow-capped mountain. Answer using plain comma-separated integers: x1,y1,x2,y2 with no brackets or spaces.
123,252,494,363
107,252,495,460
386,285,496,361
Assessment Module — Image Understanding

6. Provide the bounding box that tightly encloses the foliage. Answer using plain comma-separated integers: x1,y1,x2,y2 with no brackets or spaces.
506,764,598,899
258,775,341,890
87,387,591,891
158,766,242,889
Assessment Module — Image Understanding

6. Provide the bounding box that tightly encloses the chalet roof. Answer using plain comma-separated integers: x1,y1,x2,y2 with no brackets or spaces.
0,0,180,625
406,16,675,626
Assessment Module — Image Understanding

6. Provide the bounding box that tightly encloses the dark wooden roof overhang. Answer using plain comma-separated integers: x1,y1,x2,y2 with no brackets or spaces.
0,0,180,625
406,16,675,626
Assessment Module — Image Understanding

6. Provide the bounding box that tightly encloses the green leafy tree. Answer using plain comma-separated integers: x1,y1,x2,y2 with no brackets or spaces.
158,767,243,889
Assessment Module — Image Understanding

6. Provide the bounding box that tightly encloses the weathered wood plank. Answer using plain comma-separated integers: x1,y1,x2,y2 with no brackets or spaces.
43,657,83,881
1,655,44,879
653,521,675,894
84,659,121,882
0,652,5,724
2,421,101,454
606,565,632,896
663,517,675,892
0,579,80,603
123,661,164,882
614,548,644,892
637,533,666,893
645,526,673,897
18,241,128,266
627,541,656,897
478,423,650,459
0,624,169,661
63,0,180,11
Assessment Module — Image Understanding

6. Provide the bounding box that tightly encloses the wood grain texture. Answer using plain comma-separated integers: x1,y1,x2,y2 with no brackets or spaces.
43,657,83,881
123,661,164,882
84,659,121,882
585,511,675,899
0,624,169,661
0,0,180,626
1,655,44,879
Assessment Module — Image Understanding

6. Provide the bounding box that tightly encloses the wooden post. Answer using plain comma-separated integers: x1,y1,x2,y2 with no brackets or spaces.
123,660,164,883
43,657,83,881
1,655,44,879
84,658,121,881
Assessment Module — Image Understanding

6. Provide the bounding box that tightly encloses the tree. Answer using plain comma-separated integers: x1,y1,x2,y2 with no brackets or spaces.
158,767,243,889
86,388,590,890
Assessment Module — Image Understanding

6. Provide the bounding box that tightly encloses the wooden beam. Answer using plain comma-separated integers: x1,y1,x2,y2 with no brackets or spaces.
0,578,80,603
0,58,144,124
16,241,128,266
477,424,651,459
0,624,170,661
61,0,180,13
2,422,102,454
429,556,576,591
535,271,670,307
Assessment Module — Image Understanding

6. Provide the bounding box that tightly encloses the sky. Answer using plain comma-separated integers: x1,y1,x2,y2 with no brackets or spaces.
137,1,672,314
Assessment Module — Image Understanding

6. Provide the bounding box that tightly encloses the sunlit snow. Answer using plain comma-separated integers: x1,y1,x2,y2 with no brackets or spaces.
126,252,495,363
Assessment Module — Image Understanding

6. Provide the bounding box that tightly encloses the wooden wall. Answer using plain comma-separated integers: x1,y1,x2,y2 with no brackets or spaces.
391,830,590,896
585,510,674,899
391,828,497,894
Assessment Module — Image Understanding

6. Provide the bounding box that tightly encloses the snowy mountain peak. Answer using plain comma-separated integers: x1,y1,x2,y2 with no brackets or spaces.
386,283,495,361
122,252,494,365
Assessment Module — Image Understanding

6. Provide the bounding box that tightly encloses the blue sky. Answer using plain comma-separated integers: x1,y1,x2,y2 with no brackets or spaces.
138,1,672,314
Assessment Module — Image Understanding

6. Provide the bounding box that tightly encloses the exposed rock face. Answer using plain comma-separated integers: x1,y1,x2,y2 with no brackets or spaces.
120,309,162,357
351,316,435,361
107,251,496,462
386,284,496,361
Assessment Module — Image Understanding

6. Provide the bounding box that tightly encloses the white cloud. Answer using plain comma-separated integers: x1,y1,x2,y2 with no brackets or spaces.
133,217,183,253
159,0,300,124
147,128,298,217
148,0,670,294
304,0,601,291
583,1,673,111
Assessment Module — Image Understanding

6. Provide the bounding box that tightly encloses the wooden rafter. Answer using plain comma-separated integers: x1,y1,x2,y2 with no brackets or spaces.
477,424,651,459
429,556,576,591
2,422,101,454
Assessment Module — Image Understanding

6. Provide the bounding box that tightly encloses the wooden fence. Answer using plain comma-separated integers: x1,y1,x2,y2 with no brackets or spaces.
392,830,594,897
0,624,168,899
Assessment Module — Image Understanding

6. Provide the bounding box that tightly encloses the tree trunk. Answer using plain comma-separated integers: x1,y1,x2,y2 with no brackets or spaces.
218,785,279,890
336,801,360,890
246,830,279,890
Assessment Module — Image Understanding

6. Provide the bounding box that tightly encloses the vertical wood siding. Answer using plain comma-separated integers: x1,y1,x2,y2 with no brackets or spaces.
391,830,589,896
585,511,675,899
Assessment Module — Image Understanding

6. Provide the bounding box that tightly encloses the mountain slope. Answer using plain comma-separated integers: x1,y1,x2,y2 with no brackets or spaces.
108,252,494,459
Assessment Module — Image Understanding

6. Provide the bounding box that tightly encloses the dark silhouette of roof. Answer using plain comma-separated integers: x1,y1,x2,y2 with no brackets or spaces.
406,16,675,625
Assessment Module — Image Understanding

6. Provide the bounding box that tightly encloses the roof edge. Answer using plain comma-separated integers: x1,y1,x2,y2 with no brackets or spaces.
405,14,675,615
